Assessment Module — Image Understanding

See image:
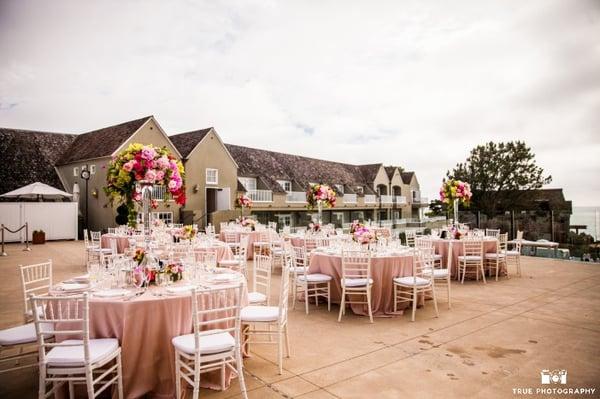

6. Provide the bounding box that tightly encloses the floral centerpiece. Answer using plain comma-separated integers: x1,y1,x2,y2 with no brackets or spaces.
160,262,184,282
306,184,336,224
235,194,253,218
133,248,146,265
240,217,257,231
308,222,321,233
439,179,472,224
176,225,197,241
352,224,376,245
152,218,165,228
104,143,186,228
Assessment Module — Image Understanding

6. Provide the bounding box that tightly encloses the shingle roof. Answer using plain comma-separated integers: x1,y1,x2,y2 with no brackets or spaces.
358,164,383,182
56,116,151,165
225,144,383,194
169,128,213,159
0,128,76,194
384,166,397,180
401,171,415,184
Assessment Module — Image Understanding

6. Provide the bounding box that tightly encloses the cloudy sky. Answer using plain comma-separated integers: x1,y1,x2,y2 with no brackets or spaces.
1,0,599,206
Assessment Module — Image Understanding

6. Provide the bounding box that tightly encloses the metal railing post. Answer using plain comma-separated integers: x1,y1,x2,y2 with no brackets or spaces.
1,224,7,256
24,222,31,251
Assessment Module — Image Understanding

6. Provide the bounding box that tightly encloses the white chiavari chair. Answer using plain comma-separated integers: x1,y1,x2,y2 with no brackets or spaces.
393,250,439,321
485,233,508,281
241,254,291,375
303,237,318,254
507,230,523,277
252,231,271,258
458,239,485,284
20,261,53,323
248,255,272,306
485,228,500,238
172,284,247,399
404,230,417,247
338,250,374,323
31,293,123,399
295,248,331,315
290,246,307,308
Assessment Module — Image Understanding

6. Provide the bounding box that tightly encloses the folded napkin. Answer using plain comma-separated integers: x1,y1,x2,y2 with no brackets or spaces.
94,289,129,298
166,285,195,294
60,283,89,291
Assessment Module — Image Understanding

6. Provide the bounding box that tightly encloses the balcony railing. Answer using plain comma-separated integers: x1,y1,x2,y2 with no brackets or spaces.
380,195,393,204
344,194,357,204
247,189,273,202
152,185,167,201
286,191,306,203
394,195,407,205
364,194,377,204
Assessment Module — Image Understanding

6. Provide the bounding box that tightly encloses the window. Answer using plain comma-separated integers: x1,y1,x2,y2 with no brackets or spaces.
206,168,218,184
334,184,344,194
355,186,364,194
73,167,79,177
239,177,257,191
151,211,173,224
81,165,87,171
90,165,96,175
277,180,292,192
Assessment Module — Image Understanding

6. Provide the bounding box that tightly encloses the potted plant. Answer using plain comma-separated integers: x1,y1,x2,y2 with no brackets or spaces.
32,229,46,244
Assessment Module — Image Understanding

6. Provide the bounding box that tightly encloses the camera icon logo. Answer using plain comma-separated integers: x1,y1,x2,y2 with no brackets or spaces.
540,369,567,385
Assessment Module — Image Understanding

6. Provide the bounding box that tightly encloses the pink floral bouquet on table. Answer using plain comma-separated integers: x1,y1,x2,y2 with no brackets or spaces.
308,222,321,233
439,179,472,206
240,217,257,230
178,225,197,240
353,225,376,245
104,143,186,227
235,194,253,209
350,220,363,234
162,262,184,282
306,184,336,209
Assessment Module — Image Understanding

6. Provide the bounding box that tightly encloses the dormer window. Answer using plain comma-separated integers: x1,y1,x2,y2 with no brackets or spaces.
277,180,292,192
355,186,364,194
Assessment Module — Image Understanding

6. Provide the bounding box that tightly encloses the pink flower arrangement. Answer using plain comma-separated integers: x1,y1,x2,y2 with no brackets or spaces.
308,222,321,233
439,179,472,206
240,217,257,230
104,143,187,226
352,225,375,244
235,194,253,209
306,184,336,209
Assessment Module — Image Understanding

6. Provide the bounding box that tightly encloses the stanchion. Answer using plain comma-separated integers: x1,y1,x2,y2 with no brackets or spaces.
1,224,7,256
0,222,32,256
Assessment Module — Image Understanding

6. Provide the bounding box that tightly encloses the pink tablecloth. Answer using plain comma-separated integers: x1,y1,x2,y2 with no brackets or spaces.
308,253,415,317
194,245,234,262
432,238,499,278
101,234,131,254
218,231,262,260
85,285,247,399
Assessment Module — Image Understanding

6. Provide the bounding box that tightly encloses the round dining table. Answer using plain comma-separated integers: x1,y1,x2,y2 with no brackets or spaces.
101,234,134,254
430,237,500,278
53,279,248,399
308,250,419,317
218,231,263,260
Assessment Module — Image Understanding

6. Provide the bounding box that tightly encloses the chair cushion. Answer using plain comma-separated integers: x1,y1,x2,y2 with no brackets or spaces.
248,292,267,304
240,305,279,322
290,266,307,273
458,255,482,261
172,330,235,355
0,323,42,345
506,250,520,256
342,278,373,287
46,338,119,366
432,254,443,260
393,276,431,286
484,253,506,259
423,268,449,278
297,273,332,283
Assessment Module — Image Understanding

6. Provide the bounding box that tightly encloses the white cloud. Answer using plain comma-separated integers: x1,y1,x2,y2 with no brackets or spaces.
1,0,599,205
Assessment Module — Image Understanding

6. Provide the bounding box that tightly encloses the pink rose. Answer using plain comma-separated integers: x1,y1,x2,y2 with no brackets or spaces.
156,156,169,169
123,160,135,172
141,146,156,161
155,170,165,181
145,169,157,182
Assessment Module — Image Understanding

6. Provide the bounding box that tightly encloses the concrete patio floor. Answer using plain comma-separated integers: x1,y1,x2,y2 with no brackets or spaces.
1,241,599,398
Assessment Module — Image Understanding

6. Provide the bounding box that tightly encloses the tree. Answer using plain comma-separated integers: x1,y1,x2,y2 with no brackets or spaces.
447,141,551,215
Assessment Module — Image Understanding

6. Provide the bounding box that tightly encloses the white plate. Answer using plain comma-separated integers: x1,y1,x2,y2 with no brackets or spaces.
94,289,129,298
166,285,195,294
60,283,89,291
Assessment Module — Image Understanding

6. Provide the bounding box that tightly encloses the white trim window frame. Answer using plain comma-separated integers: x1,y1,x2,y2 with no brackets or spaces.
206,168,218,185
90,165,96,175
277,180,292,192
73,167,79,177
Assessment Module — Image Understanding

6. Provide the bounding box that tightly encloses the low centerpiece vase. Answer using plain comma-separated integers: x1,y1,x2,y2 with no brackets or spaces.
138,181,153,243
317,200,323,225
453,198,459,226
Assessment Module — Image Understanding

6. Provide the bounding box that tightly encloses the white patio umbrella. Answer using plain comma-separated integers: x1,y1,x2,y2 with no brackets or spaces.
0,182,73,200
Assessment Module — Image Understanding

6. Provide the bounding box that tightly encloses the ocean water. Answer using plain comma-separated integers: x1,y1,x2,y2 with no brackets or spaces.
571,206,600,240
